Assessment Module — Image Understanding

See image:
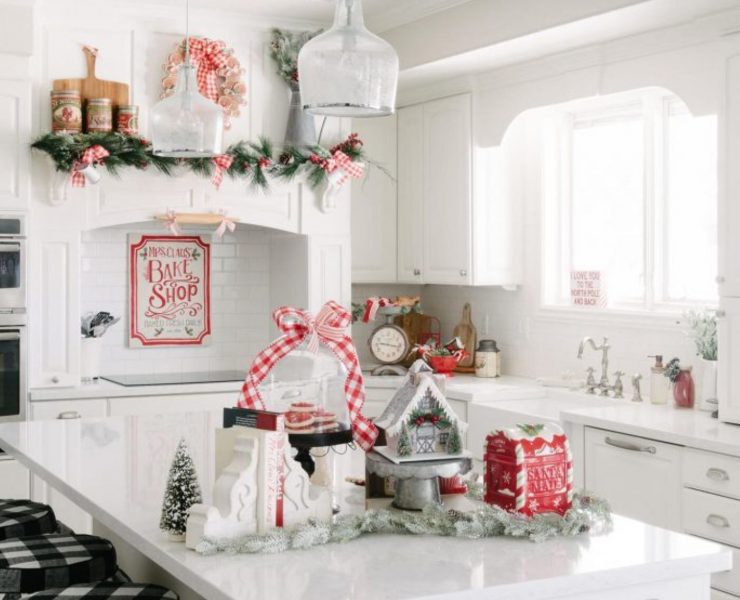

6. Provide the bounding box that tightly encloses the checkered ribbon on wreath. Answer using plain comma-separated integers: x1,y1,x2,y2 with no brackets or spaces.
0,534,117,595
186,37,229,103
26,582,179,599
238,301,379,451
70,145,109,188
0,500,58,541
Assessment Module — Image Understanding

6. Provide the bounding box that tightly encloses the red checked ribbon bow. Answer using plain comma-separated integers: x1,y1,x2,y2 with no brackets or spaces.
70,145,109,187
238,301,379,451
325,150,365,188
211,154,233,189
187,37,229,102
362,297,392,323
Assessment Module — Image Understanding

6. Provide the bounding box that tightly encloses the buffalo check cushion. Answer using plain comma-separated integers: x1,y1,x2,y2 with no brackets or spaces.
0,534,117,595
26,582,179,599
0,502,58,542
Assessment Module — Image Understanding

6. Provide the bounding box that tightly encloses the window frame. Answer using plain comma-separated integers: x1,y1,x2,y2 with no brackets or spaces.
541,90,717,316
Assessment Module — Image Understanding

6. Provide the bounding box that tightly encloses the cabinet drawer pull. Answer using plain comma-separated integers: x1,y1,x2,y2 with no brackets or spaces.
707,513,731,528
57,411,81,420
604,436,656,454
706,467,730,482
413,268,421,276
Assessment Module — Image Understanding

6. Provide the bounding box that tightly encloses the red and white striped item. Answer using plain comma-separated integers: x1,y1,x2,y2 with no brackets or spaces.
186,37,229,103
70,145,109,188
362,297,392,323
237,301,378,451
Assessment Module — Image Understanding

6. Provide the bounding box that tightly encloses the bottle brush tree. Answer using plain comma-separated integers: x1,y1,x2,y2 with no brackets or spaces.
397,422,413,457
446,422,462,455
160,438,202,538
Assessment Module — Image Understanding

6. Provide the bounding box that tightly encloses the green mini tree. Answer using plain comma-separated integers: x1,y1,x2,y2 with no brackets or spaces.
446,423,462,455
397,422,413,457
160,438,202,538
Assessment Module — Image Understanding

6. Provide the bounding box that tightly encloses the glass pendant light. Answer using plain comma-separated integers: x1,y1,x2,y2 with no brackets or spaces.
150,0,223,156
298,0,399,117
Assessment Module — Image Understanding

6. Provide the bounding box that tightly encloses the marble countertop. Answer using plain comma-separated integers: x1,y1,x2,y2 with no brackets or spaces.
0,413,730,600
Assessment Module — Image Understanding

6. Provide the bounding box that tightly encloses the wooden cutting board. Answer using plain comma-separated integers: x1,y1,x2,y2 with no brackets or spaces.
53,46,129,112
453,302,477,368
394,312,440,367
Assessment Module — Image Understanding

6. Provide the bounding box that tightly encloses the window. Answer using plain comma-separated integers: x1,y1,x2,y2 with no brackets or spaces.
542,90,718,312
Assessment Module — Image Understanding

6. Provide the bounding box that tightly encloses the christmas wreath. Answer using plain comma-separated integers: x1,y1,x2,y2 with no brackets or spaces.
407,406,452,430
162,37,247,129
30,131,368,191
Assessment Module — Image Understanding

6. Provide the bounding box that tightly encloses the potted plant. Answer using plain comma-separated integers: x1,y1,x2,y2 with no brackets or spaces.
80,311,120,381
684,309,718,412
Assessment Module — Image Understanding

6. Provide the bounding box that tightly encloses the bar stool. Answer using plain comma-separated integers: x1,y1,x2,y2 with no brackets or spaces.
0,533,118,597
0,500,58,541
26,582,179,599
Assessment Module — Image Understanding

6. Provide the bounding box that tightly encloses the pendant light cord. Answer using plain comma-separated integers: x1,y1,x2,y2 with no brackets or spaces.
185,0,190,64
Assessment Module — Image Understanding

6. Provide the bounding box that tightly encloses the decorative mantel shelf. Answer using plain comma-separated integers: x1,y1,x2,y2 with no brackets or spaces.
31,131,371,208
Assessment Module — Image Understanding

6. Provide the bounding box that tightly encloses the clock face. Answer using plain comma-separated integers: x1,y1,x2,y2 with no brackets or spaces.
369,325,409,365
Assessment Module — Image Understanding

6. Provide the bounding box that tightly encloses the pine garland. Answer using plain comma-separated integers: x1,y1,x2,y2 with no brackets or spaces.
30,131,370,192
195,492,612,555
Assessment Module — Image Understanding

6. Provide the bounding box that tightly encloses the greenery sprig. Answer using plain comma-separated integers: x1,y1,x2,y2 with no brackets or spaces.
30,131,369,192
269,28,322,86
407,406,452,430
684,309,718,361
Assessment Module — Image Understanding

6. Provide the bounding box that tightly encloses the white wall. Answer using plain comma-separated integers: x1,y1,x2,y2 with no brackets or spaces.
80,224,270,375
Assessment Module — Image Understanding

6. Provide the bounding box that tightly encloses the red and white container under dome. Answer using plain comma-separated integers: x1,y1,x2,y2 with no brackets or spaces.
484,423,573,516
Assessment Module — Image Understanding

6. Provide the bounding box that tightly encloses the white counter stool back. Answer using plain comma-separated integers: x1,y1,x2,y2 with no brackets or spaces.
0,534,118,598
26,582,179,599
0,500,58,541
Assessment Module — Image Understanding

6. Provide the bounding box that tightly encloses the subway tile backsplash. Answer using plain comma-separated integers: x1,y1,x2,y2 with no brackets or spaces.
80,224,271,376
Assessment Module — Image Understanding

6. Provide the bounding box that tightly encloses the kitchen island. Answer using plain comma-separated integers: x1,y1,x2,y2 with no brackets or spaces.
0,411,731,600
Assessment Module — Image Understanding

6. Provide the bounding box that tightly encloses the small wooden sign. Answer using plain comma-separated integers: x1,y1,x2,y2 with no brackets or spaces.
129,234,211,347
570,270,607,308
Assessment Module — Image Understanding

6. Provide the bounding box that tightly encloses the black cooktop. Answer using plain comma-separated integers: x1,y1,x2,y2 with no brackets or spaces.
101,370,246,387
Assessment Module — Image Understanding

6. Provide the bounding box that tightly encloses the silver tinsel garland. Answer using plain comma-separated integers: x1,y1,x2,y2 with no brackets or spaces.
195,491,611,556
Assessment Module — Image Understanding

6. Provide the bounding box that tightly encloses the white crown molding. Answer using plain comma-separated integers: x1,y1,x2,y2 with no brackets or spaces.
369,0,473,33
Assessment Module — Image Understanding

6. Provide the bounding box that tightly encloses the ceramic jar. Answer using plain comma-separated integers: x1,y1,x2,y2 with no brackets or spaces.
673,367,695,408
475,339,501,378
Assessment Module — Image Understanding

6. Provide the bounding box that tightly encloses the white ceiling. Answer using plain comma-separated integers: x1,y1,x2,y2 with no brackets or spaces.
127,0,473,32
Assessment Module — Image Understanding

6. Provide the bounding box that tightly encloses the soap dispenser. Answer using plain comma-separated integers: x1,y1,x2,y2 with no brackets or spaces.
648,355,671,405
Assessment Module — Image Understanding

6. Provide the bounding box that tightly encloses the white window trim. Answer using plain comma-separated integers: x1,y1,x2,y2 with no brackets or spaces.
540,90,717,320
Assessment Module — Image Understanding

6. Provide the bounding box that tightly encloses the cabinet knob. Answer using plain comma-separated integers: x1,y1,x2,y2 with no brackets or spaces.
57,411,81,420
716,276,726,284
51,376,60,384
459,269,467,277
413,268,421,276
717,310,726,318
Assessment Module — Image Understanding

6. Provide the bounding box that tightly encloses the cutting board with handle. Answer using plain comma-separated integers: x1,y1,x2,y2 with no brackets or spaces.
53,46,129,111
453,302,477,369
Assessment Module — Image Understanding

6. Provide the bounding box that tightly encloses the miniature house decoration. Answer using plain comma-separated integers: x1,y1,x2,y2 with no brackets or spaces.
374,360,468,463
484,423,573,516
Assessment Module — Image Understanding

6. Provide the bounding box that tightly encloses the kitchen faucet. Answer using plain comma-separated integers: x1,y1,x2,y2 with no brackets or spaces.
577,336,611,396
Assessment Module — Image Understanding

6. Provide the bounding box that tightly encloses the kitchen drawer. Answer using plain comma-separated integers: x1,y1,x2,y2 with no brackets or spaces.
683,487,740,548
685,448,740,500
31,399,108,421
107,393,235,417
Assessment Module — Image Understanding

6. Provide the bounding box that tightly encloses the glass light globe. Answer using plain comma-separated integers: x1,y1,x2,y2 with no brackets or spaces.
298,0,399,117
150,64,224,157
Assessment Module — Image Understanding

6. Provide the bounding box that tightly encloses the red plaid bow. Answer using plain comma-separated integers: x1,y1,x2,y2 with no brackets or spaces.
325,150,365,187
70,145,109,187
211,154,233,189
238,301,378,451
362,297,392,323
187,37,229,102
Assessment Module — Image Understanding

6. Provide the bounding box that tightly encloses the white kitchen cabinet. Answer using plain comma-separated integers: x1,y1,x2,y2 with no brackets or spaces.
584,427,682,530
396,94,521,286
719,298,740,425
351,114,398,283
0,79,31,209
0,457,29,499
396,104,425,283
423,95,473,285
30,398,107,533
31,230,80,388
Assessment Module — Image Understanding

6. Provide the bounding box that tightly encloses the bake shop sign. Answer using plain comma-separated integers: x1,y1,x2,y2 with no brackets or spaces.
129,234,211,347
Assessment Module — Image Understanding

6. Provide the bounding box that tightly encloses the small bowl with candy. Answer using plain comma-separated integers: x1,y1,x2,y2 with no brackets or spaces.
417,338,468,376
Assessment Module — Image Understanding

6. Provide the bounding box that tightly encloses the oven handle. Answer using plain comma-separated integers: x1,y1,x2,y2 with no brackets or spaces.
0,243,21,253
0,332,20,341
